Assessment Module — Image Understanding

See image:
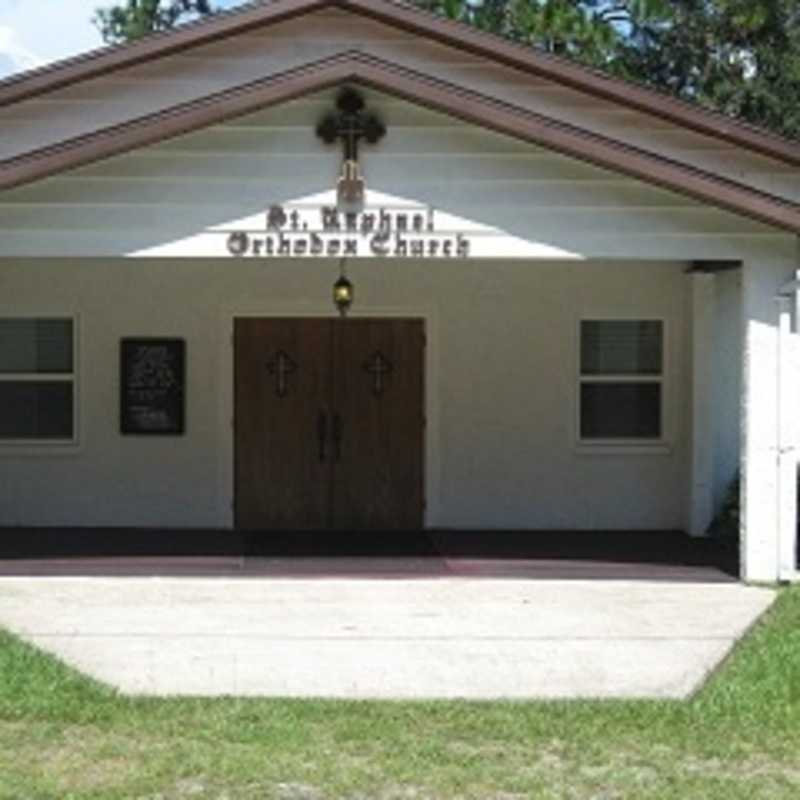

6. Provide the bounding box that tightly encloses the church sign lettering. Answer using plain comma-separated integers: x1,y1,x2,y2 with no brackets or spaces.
226,204,471,259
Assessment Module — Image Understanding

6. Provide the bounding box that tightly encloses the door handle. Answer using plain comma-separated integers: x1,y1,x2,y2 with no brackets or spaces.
333,413,343,462
317,411,328,462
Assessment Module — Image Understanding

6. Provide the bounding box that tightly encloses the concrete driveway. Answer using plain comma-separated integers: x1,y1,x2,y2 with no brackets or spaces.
0,577,774,699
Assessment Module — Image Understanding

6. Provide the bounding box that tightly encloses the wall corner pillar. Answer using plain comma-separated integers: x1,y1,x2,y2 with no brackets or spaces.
777,273,800,581
740,260,798,582
689,272,715,537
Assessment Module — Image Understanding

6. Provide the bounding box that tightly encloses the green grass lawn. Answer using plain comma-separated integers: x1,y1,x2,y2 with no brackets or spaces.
0,587,798,800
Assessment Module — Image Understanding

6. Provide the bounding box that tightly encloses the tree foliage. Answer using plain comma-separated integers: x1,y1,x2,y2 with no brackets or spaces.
414,1,667,63
94,0,215,43
622,0,800,138
93,0,800,139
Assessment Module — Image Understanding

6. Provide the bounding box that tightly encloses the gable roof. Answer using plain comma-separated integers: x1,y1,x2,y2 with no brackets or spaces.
2,51,799,234
0,0,799,168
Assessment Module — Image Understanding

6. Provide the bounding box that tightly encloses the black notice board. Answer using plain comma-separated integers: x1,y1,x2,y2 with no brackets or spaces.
120,338,186,435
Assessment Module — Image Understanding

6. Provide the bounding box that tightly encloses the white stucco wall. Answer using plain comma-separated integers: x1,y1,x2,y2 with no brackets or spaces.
0,257,692,531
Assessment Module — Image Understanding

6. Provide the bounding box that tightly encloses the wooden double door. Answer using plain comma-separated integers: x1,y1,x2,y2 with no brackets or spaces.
235,318,425,530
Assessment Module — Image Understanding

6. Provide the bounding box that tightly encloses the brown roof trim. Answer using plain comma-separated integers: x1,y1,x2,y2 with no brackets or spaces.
0,55,352,190
357,56,800,233
0,0,798,169
1,51,799,234
0,0,326,108
349,0,800,168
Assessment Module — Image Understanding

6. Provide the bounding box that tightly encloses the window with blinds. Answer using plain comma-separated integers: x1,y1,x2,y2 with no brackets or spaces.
0,318,76,441
579,320,664,441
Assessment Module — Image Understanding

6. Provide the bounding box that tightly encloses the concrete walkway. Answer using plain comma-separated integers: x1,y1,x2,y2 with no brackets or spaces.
0,578,774,699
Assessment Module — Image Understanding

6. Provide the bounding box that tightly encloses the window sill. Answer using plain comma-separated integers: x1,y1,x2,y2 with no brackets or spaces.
575,442,672,456
0,440,81,457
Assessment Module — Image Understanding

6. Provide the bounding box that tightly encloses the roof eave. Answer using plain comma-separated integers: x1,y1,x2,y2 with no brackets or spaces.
0,0,326,107
0,0,798,168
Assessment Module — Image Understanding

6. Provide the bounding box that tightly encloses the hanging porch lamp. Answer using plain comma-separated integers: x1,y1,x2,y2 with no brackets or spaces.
333,259,354,317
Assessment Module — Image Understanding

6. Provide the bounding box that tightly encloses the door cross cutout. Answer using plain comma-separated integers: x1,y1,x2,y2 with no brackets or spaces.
363,351,393,397
267,350,297,398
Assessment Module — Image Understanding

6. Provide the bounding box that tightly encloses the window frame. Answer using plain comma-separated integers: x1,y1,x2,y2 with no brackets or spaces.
576,316,668,450
0,314,79,448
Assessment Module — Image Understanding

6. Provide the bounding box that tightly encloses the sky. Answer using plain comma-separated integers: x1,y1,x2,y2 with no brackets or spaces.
0,0,242,80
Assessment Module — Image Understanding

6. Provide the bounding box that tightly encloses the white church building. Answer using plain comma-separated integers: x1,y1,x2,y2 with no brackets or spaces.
0,0,798,582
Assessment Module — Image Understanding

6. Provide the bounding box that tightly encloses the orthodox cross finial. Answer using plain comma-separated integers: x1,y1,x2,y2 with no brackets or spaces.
316,88,387,162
